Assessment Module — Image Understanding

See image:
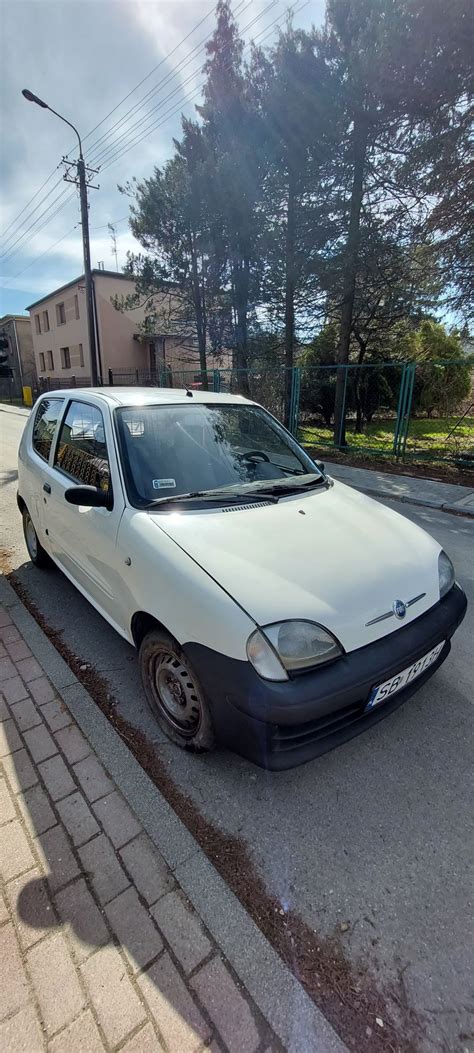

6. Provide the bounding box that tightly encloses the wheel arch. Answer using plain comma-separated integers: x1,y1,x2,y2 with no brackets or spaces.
17,493,26,513
130,611,175,650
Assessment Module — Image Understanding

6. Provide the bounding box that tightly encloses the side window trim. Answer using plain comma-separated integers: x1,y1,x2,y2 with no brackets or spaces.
49,398,72,467
52,399,113,504
31,398,65,466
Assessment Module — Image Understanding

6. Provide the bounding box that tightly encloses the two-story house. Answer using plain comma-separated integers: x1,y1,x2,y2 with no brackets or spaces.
27,270,203,387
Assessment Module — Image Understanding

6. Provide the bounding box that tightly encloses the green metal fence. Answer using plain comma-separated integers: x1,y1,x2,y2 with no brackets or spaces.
108,359,474,468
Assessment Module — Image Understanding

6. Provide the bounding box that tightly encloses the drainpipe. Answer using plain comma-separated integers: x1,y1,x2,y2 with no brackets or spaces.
92,278,104,384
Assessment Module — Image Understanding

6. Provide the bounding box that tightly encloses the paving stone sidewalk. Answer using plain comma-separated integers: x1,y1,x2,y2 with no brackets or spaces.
0,601,282,1053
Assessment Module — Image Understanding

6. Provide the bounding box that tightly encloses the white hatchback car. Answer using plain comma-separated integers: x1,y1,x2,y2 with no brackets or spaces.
18,388,466,770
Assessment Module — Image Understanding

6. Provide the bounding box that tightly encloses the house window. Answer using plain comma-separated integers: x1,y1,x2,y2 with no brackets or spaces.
35,315,41,335
60,347,70,369
78,343,84,367
74,294,80,320
42,310,50,332
56,302,66,325
39,352,46,372
47,350,54,371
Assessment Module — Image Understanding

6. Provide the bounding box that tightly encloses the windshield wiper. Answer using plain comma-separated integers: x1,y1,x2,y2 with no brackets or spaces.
144,475,326,508
253,476,326,497
145,489,279,508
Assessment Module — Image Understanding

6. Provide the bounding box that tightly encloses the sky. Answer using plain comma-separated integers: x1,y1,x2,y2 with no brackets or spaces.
0,0,324,317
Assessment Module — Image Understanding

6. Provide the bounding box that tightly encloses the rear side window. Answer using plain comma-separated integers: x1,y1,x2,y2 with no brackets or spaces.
32,399,63,462
54,401,110,493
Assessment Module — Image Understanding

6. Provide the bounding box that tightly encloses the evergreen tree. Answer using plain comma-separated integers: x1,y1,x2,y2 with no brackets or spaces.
324,0,473,444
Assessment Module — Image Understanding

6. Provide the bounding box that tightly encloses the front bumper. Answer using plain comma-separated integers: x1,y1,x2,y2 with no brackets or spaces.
184,583,467,770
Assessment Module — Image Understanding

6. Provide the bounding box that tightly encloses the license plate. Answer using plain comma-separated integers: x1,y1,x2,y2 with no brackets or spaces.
366,642,445,712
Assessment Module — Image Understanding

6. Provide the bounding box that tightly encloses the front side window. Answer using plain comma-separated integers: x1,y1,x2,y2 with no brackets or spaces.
116,403,322,507
32,398,63,462
54,401,110,492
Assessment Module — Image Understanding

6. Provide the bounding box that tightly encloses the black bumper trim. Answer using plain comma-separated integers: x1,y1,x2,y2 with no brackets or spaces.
184,584,467,770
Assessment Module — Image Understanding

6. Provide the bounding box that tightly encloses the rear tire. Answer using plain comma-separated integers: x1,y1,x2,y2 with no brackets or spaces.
22,508,50,568
139,628,215,753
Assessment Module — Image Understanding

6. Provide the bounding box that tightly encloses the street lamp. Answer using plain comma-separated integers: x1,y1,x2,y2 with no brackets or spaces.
22,88,99,385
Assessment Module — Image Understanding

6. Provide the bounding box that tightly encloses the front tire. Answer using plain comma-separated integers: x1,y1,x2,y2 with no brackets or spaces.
22,508,50,568
139,629,215,753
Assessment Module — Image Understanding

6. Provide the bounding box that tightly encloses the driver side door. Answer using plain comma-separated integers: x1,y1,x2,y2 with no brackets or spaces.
42,398,128,635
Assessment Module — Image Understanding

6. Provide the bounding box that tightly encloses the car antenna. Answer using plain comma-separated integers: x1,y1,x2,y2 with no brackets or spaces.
185,386,193,397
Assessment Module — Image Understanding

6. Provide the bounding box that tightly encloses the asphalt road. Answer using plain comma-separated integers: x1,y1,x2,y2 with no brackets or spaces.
1,403,473,1051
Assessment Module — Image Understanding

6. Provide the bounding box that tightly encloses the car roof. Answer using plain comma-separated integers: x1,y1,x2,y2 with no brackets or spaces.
41,387,255,408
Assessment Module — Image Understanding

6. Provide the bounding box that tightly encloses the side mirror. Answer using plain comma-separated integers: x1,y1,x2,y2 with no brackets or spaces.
315,460,325,473
65,485,111,509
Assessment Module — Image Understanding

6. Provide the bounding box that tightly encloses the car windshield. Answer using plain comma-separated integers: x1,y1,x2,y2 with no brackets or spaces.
115,403,321,507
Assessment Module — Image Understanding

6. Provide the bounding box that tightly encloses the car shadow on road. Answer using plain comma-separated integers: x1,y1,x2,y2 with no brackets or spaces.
0,468,18,487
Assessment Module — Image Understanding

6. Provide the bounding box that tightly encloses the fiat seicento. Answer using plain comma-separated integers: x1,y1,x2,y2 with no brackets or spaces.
18,388,467,769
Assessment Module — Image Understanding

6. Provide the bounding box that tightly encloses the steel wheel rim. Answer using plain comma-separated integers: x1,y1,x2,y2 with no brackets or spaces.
25,515,38,560
150,652,202,737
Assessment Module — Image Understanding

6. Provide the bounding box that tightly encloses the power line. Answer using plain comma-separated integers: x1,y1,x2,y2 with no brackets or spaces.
90,0,282,171
2,225,79,286
2,1,301,280
1,175,65,258
2,214,129,286
75,2,220,154
0,189,77,270
1,3,242,251
90,216,129,230
0,1,271,262
85,0,252,162
97,2,306,174
89,0,268,170
0,165,58,240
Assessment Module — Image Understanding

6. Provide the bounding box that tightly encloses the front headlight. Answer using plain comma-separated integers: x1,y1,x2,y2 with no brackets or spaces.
438,550,455,599
247,620,343,680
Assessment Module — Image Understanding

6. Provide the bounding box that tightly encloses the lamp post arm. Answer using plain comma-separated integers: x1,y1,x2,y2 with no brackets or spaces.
46,106,83,159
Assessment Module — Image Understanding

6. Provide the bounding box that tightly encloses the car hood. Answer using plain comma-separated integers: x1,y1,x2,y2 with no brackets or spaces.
150,481,442,652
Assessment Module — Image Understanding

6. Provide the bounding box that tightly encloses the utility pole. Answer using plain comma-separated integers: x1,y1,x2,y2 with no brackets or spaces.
76,156,99,384
22,89,100,385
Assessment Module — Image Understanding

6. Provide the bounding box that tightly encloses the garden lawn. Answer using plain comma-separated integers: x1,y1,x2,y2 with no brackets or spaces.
298,416,474,458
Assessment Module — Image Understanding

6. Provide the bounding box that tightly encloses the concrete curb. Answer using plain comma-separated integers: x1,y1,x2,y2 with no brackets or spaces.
0,572,348,1053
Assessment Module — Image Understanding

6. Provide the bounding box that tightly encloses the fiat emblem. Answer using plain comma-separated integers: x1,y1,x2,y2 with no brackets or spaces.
393,599,406,619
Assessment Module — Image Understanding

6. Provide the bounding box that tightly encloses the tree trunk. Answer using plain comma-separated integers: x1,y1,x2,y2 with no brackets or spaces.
333,112,369,447
284,168,297,428
232,255,251,397
194,303,208,393
354,391,363,433
353,334,367,433
189,233,208,390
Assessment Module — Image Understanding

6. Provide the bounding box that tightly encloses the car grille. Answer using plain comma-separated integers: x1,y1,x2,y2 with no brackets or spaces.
270,701,367,753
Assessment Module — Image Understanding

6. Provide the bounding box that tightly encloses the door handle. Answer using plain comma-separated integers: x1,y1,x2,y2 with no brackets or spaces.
43,482,51,494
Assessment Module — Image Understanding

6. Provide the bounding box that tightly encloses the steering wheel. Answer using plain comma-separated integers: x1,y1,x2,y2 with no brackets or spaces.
238,450,270,463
